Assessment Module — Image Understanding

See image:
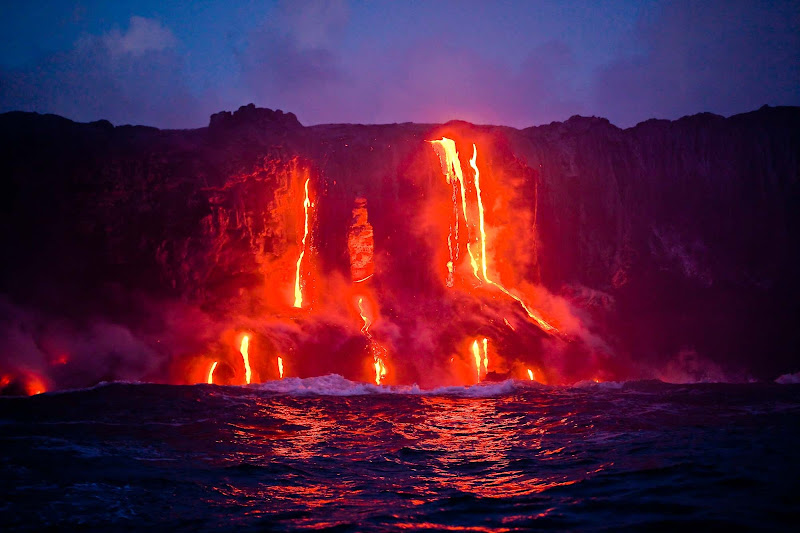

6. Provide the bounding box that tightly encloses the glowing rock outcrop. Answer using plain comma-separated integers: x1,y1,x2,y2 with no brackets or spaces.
347,198,375,283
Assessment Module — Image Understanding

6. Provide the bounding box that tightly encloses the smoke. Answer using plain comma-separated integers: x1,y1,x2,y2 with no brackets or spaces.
654,348,732,384
0,296,165,392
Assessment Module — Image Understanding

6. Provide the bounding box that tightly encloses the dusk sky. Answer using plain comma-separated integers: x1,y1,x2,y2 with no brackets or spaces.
1,0,798,129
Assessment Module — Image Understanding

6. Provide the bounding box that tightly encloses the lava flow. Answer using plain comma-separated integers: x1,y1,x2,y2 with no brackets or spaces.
471,340,482,382
293,178,312,308
240,335,252,385
358,297,388,385
430,138,557,334
277,356,284,379
482,338,489,375
208,361,218,385
430,138,481,285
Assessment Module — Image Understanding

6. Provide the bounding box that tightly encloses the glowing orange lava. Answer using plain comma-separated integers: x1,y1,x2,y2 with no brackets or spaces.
25,374,46,395
432,139,558,334
527,368,535,381
240,335,252,385
293,178,312,308
357,297,371,335
429,138,481,284
277,356,284,379
482,338,489,374
208,361,218,384
358,296,387,385
373,357,387,386
471,340,481,382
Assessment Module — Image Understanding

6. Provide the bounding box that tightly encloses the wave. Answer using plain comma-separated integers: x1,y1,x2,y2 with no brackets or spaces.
251,374,525,397
776,372,800,384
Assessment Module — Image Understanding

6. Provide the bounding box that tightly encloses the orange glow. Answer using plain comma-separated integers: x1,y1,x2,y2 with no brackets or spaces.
357,297,371,335
471,339,481,382
25,374,47,396
430,137,481,284
482,338,489,374
470,142,558,333
471,144,490,283
277,356,284,379
207,361,218,384
527,368,535,381
373,356,387,386
357,296,387,385
293,178,312,308
240,334,252,385
348,198,375,283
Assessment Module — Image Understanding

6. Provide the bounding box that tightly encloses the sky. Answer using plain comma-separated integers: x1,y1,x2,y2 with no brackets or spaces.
0,0,797,129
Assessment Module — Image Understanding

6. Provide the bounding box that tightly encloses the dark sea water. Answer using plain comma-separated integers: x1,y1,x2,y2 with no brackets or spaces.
1,376,799,531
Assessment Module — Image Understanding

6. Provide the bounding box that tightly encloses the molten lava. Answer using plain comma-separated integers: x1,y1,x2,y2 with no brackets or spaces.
482,338,489,375
471,145,490,283
527,368,535,381
471,340,481,382
277,356,284,379
240,335,252,385
431,138,558,334
357,296,388,385
294,178,312,308
208,361,218,385
373,357,387,386
430,138,481,283
358,297,371,335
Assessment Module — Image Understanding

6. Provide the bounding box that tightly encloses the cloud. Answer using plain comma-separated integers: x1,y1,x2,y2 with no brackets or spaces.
103,15,178,56
236,0,352,123
0,16,204,127
592,0,800,126
3,2,797,129
239,15,586,128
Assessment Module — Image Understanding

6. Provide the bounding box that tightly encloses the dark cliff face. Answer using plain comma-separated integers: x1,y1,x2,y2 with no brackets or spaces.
1,104,798,391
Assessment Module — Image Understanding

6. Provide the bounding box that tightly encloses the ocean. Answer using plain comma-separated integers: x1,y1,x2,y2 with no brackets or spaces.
1,376,798,531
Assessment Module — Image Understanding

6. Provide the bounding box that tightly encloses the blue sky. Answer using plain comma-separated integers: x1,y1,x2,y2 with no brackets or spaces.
1,0,797,128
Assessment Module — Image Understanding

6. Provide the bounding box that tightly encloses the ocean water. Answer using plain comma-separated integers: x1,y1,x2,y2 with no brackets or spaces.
1,376,799,531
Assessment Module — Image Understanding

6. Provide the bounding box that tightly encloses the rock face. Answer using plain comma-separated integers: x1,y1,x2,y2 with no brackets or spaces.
347,198,375,282
0,105,798,390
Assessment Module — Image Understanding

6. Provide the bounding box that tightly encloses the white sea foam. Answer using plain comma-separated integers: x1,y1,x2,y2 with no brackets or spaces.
251,374,521,397
775,372,800,384
573,380,625,389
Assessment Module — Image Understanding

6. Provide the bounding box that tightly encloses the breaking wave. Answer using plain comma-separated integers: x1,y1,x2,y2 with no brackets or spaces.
251,373,522,397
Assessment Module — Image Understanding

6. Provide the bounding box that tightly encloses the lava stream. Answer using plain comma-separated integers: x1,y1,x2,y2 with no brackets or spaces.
430,138,480,284
358,297,387,385
373,356,387,386
240,335,252,385
482,338,489,374
208,361,218,385
471,340,482,382
527,369,535,381
358,298,371,335
471,145,490,282
470,142,558,333
293,178,312,308
277,356,284,379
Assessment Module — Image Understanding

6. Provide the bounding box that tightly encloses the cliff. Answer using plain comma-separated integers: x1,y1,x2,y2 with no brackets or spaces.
1,104,798,391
